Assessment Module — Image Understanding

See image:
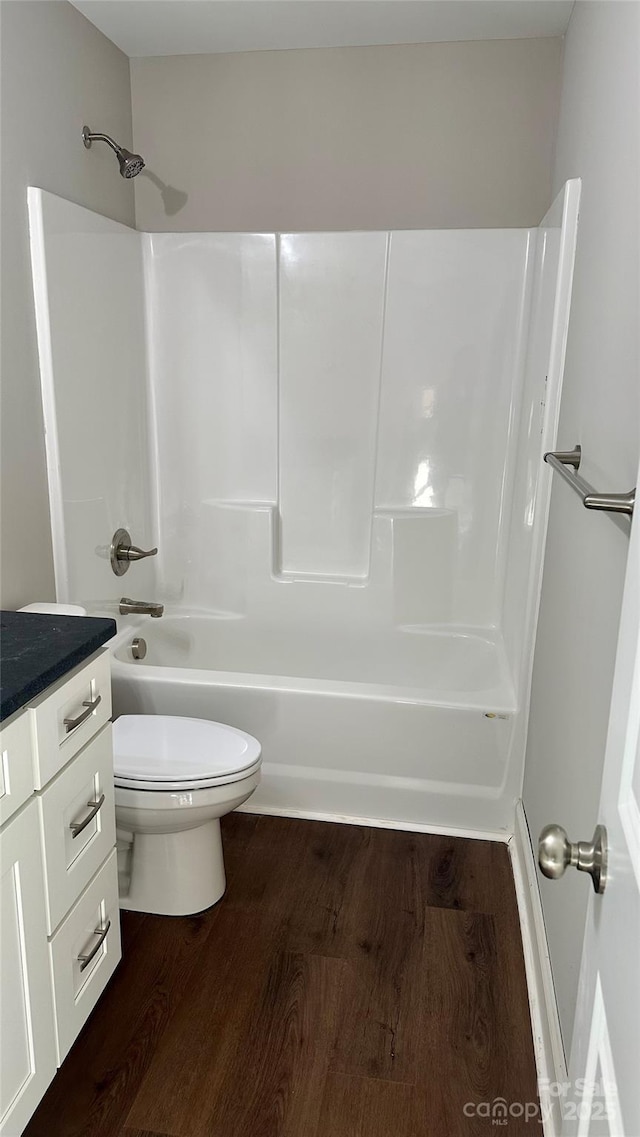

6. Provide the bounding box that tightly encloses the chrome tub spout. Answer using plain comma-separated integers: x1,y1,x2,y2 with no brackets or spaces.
119,598,164,618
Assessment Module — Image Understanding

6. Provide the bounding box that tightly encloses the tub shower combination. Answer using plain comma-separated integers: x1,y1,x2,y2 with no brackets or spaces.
29,181,580,835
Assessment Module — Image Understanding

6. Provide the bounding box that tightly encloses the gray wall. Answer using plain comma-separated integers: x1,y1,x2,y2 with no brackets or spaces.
0,0,135,608
524,0,639,1053
131,38,562,232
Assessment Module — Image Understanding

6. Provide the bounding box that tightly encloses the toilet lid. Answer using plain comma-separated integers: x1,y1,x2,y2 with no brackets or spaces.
112,715,262,787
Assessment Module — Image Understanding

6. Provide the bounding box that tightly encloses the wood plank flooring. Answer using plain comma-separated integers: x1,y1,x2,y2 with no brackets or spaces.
25,814,540,1137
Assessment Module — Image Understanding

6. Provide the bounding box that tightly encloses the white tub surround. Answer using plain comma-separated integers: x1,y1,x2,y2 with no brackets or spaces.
29,183,580,834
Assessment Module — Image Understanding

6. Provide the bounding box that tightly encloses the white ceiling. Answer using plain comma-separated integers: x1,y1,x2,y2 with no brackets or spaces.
70,0,573,59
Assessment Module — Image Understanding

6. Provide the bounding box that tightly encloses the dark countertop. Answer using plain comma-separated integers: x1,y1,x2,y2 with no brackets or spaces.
0,611,117,723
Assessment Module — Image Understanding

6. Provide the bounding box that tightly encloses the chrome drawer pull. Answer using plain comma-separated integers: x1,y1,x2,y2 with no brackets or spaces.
69,792,105,838
77,919,111,972
64,694,102,733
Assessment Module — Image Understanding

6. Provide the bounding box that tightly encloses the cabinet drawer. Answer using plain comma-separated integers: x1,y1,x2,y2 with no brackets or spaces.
38,723,116,934
0,710,34,827
29,650,111,788
49,849,121,1064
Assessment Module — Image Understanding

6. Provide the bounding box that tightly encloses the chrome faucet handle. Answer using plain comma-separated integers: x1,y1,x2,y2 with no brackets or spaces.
110,528,158,576
124,544,158,561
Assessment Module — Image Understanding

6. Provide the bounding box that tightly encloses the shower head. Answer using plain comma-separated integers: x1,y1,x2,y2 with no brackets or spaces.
116,148,146,179
82,126,145,179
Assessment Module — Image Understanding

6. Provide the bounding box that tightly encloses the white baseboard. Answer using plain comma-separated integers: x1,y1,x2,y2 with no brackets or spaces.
236,800,509,843
509,800,567,1137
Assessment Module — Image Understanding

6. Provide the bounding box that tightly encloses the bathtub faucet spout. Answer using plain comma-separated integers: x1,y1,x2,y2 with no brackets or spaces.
119,597,164,618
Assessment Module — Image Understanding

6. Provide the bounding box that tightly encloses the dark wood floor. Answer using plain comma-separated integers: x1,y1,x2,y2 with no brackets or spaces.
26,814,540,1137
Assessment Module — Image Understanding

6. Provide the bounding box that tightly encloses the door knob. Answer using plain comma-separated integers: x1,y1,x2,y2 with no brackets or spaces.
538,824,607,893
110,528,158,576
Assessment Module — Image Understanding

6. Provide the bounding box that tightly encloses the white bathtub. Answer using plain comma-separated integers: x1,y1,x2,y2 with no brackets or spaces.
109,616,518,834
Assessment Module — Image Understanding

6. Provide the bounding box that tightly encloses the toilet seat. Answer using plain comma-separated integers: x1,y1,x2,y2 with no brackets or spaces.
113,714,262,792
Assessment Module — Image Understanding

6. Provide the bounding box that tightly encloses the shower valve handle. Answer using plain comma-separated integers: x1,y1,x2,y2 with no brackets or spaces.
124,544,158,562
110,528,157,576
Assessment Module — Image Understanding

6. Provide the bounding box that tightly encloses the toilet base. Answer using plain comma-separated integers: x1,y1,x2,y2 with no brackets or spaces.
122,818,226,916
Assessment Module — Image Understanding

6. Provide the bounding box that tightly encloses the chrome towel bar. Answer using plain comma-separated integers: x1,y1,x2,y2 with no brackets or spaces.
544,445,635,528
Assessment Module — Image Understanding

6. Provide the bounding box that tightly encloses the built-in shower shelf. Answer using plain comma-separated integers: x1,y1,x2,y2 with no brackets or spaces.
373,507,456,517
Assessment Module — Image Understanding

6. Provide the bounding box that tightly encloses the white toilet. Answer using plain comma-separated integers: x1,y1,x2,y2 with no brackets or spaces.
113,715,262,916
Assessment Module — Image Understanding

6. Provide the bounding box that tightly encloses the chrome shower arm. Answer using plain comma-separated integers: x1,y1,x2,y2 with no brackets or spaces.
82,128,121,154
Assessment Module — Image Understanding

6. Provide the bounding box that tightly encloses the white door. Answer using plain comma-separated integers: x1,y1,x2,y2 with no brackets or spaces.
563,457,640,1135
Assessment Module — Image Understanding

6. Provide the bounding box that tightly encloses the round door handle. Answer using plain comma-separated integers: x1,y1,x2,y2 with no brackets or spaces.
538,823,607,894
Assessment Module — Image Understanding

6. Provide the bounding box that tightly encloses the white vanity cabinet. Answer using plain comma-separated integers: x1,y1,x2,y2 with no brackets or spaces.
0,649,121,1136
0,797,57,1136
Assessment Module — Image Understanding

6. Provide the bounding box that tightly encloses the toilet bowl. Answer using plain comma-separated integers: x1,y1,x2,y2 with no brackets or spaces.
113,715,261,916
